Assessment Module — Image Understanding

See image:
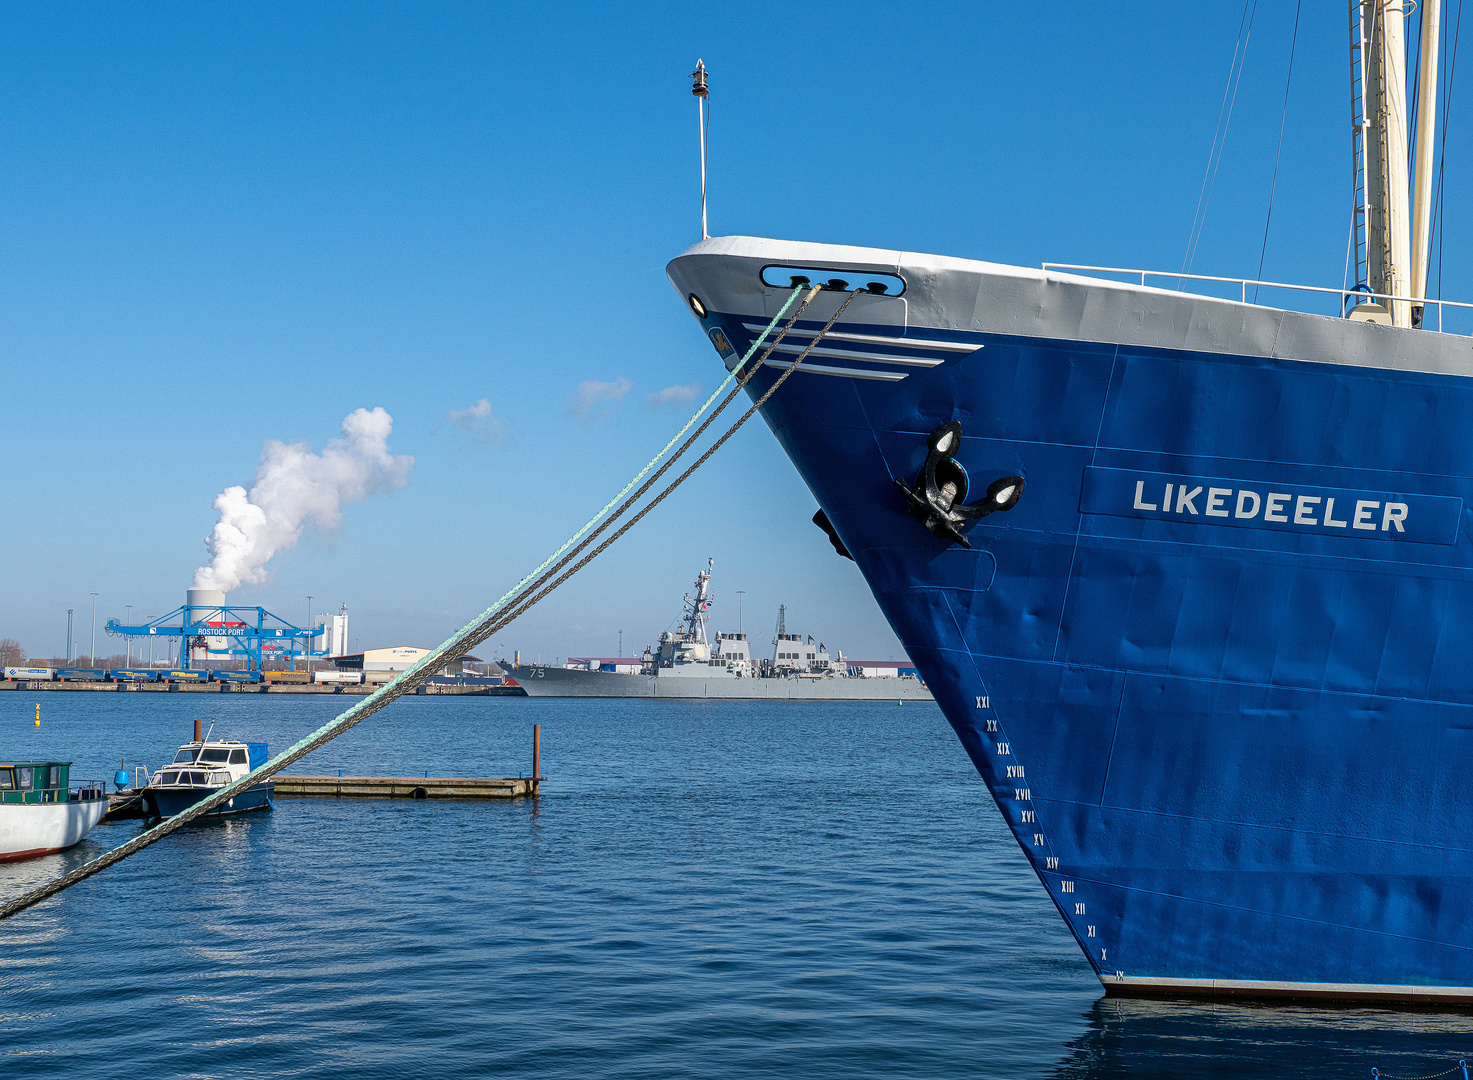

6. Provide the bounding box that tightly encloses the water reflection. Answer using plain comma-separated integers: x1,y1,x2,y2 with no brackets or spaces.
1051,996,1473,1079
8,696,1473,1077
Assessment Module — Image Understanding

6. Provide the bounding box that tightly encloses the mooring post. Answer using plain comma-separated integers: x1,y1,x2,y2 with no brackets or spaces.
532,724,541,795
194,717,202,743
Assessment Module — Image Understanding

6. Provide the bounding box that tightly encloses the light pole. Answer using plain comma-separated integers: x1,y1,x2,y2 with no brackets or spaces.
66,609,73,663
125,605,132,666
306,596,313,674
618,629,623,657
89,593,98,668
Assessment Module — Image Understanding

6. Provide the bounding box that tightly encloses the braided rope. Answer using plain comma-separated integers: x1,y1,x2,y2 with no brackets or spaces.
443,283,824,639
451,289,863,654
0,285,857,921
1372,1065,1467,1080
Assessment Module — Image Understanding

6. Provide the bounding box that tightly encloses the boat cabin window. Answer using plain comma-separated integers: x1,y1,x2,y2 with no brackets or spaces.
0,768,11,789
174,748,200,764
200,748,231,763
161,772,179,784
16,767,32,790
229,749,247,764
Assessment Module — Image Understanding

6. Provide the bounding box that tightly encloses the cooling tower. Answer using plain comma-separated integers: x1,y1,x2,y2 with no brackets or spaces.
185,588,229,663
186,588,226,611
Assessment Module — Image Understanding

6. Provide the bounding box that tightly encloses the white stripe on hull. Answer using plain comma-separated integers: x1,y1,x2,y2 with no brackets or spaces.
671,235,1473,380
1105,973,1473,1004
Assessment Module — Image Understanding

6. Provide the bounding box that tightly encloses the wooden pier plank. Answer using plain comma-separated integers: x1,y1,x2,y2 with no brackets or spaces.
273,775,536,799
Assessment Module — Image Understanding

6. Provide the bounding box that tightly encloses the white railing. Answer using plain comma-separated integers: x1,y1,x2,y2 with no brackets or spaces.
1040,263,1473,334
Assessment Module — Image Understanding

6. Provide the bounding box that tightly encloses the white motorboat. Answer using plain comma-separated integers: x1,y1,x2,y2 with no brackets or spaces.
0,760,109,861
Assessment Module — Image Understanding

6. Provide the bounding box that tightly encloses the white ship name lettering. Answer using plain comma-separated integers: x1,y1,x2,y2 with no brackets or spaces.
1087,468,1458,544
1140,480,1405,530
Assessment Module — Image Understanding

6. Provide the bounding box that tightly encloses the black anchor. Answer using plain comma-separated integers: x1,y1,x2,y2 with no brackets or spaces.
895,421,1024,548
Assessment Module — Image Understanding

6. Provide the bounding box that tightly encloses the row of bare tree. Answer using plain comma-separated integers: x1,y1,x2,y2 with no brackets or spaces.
1,638,147,670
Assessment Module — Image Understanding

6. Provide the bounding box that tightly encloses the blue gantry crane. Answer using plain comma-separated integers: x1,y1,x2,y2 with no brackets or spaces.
105,601,319,672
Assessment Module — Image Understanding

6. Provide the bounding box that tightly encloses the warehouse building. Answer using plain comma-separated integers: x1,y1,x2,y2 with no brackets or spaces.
332,647,482,676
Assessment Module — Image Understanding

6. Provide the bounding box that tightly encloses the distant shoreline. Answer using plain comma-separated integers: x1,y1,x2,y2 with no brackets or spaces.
0,679,526,697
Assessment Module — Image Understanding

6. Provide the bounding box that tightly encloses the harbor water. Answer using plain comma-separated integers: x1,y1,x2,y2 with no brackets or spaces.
3,695,1473,1078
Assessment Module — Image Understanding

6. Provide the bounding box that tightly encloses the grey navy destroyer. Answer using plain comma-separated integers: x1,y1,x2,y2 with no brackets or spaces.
663,5,1473,1003
508,560,932,700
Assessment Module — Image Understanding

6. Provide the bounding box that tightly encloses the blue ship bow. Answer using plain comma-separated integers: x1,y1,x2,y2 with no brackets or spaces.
667,235,1473,1004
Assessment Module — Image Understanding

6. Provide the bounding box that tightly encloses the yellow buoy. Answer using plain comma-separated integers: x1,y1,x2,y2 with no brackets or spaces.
34,703,40,727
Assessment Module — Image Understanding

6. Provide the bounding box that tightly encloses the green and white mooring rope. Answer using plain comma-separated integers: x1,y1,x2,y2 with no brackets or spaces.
0,280,853,921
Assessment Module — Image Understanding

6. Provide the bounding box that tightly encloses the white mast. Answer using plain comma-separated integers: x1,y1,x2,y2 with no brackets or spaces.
692,60,709,240
1360,0,1413,326
1411,0,1442,325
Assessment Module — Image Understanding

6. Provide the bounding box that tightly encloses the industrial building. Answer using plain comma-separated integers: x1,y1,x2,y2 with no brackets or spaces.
331,647,483,677
844,660,920,679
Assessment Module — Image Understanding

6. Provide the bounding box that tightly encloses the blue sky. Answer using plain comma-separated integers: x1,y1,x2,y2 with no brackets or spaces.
2,2,1467,663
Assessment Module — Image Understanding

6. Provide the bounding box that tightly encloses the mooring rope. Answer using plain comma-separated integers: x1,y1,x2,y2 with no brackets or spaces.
0,284,860,922
485,283,824,613
455,287,862,646
1372,1062,1469,1080
488,280,811,596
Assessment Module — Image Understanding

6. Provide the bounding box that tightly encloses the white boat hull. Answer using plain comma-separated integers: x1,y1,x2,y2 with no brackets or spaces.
0,799,108,861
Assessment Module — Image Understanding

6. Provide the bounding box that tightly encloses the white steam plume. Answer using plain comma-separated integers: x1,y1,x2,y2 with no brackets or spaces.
193,407,414,592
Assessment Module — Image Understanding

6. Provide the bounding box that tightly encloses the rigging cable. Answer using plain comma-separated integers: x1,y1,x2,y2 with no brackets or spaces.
1411,0,1425,159
0,282,864,922
1254,0,1304,301
1183,0,1260,277
1433,0,1465,302
1344,0,1363,304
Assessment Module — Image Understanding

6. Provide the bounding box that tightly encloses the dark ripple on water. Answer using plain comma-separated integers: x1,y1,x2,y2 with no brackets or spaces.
1,695,1470,1077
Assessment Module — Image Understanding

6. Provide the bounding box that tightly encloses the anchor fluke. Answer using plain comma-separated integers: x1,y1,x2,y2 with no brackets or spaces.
895,421,1023,548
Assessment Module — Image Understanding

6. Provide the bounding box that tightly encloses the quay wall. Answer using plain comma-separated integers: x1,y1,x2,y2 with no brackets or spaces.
0,679,525,697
